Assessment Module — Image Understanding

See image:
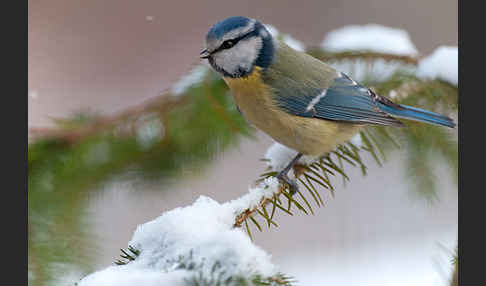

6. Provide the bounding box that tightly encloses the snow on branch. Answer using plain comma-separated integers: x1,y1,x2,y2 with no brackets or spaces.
417,46,458,86
314,24,456,88
170,64,210,96
78,178,294,286
320,24,419,56
313,24,419,83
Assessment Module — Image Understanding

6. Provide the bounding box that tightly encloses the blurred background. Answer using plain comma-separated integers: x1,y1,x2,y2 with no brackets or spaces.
28,0,458,285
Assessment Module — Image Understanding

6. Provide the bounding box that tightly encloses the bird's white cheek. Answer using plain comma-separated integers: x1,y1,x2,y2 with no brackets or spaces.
232,38,262,70
215,37,262,75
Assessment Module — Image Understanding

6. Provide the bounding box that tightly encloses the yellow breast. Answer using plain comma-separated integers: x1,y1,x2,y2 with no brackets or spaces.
224,67,361,156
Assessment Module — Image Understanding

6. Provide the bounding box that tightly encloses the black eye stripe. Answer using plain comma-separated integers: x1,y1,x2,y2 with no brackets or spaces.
212,29,259,54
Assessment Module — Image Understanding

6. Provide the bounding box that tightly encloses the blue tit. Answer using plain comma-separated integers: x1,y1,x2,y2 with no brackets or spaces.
200,16,455,191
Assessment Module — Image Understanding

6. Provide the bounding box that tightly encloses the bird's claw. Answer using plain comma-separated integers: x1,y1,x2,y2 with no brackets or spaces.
276,173,299,196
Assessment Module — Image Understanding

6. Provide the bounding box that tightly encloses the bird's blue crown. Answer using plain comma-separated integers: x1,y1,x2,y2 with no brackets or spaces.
206,16,253,41
205,16,274,74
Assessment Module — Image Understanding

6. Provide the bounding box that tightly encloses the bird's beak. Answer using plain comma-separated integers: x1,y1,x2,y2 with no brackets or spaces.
200,49,210,59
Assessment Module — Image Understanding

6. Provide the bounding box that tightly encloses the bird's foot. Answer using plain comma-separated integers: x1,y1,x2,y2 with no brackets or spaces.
276,172,299,196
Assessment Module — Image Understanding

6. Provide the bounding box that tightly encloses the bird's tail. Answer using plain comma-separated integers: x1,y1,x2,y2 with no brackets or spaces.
377,103,456,128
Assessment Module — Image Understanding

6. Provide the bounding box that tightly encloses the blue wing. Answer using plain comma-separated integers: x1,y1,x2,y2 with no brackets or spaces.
273,72,404,127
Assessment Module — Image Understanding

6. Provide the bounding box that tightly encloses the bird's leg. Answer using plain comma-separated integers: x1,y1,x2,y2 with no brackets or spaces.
276,153,303,196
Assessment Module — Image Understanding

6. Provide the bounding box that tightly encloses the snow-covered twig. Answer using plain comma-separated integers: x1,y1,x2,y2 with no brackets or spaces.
321,24,419,56
417,46,458,86
78,178,293,286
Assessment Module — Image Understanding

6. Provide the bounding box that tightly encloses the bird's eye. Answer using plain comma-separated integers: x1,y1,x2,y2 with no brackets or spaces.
221,40,235,49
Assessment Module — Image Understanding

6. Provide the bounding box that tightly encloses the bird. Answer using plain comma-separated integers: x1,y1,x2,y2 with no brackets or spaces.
200,16,455,193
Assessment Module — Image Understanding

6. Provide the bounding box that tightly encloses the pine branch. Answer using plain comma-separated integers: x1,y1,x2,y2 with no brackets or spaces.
307,48,421,65
233,140,381,233
113,247,298,286
114,245,140,266
29,95,189,144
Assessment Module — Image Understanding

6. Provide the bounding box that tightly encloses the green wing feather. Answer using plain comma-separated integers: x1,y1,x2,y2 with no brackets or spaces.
262,42,403,127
